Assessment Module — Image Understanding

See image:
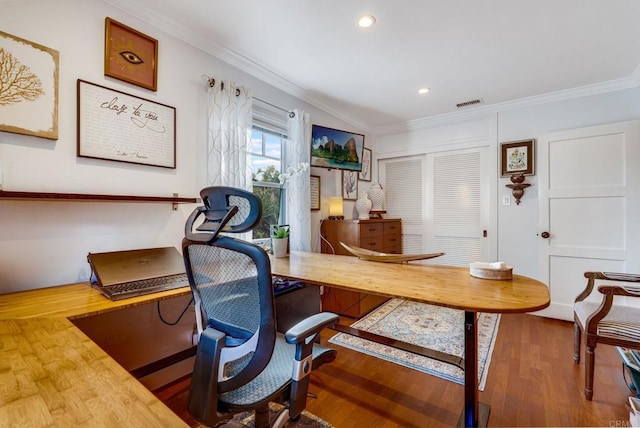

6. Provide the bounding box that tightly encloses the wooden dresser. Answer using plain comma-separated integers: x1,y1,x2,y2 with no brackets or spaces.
320,218,402,318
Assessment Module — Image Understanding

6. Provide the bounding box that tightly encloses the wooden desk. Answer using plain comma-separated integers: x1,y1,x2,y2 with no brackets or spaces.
0,252,549,427
270,251,550,427
0,283,191,320
0,283,191,427
0,280,319,426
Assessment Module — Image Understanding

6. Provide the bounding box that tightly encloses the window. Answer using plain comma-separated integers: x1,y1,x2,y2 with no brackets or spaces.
250,124,287,239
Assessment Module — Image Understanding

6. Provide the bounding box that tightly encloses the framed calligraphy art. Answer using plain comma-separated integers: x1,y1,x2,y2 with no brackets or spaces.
0,30,59,140
501,139,535,177
104,18,158,91
77,79,176,168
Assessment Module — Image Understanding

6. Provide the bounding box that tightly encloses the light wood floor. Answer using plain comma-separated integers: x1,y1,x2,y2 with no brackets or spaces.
155,313,633,427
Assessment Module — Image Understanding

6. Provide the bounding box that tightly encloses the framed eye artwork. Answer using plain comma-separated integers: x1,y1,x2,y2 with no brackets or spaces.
104,18,158,91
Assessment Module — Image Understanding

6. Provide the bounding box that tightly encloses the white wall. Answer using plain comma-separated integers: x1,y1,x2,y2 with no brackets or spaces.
0,0,360,292
5,0,639,297
372,87,640,282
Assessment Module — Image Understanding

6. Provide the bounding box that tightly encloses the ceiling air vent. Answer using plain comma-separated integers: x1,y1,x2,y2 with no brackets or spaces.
456,99,483,108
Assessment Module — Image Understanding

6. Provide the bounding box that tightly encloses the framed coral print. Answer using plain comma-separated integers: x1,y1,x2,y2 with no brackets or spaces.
104,18,158,91
501,139,535,177
359,147,372,181
342,170,358,200
0,30,59,140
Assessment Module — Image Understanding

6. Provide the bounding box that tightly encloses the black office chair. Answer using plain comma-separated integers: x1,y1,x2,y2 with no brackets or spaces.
182,186,338,428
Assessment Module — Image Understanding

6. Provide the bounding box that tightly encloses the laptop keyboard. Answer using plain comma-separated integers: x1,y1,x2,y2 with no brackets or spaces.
102,273,189,300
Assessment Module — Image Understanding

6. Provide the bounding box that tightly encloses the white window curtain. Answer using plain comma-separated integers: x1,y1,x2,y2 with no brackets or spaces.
285,109,311,252
206,79,253,190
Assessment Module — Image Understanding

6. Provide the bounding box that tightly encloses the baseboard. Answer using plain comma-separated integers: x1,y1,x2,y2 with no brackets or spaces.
529,302,573,321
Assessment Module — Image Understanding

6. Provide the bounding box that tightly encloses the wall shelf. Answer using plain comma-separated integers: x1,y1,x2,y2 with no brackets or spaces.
0,190,199,210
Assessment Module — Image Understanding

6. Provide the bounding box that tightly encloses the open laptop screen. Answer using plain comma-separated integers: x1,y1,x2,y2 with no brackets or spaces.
87,247,189,300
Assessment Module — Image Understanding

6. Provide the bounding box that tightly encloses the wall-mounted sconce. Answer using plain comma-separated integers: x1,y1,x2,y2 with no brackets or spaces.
505,173,531,205
328,196,344,220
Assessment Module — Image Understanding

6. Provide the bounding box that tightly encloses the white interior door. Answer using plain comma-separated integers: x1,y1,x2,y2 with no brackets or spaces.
538,120,640,320
426,148,491,266
380,156,425,254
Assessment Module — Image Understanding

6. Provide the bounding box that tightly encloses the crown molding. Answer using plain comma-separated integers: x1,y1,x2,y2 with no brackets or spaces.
100,0,638,136
99,0,371,132
372,76,640,136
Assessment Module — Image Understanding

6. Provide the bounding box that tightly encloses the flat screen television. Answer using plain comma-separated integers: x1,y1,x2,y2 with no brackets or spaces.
310,124,365,172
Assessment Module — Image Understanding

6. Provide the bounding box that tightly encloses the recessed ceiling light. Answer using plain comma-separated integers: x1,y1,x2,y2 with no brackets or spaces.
358,15,376,28
418,87,430,94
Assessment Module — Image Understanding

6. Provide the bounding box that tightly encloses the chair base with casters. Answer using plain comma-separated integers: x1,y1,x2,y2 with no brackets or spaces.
573,271,640,400
183,186,338,428
190,315,337,428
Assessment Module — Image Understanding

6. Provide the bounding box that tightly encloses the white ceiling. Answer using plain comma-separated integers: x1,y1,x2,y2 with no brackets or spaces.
104,0,640,132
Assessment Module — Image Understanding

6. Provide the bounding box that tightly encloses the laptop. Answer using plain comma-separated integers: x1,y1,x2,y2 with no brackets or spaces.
87,247,189,300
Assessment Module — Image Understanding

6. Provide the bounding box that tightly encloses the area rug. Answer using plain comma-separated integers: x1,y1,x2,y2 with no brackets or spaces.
328,299,500,390
230,402,334,427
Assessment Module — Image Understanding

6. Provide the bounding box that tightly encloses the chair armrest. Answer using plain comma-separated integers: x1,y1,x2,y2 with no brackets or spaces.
583,282,640,334
188,326,225,426
598,284,640,297
285,312,339,418
576,271,640,303
285,312,339,345
600,272,640,282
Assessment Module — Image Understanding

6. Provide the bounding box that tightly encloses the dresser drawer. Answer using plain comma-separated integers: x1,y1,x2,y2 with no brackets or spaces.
360,238,384,252
359,222,384,239
384,221,401,235
384,234,402,251
384,242,403,254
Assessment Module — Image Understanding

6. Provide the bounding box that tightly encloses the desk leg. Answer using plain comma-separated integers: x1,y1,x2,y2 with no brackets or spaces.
458,311,490,428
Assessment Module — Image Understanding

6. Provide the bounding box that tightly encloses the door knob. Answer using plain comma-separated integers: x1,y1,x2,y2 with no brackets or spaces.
540,231,550,239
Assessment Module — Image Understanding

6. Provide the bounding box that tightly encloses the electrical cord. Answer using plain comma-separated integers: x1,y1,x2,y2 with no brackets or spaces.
157,297,194,326
318,219,336,255
318,219,376,318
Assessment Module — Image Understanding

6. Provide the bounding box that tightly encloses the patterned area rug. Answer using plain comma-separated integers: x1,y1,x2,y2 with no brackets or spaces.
329,299,500,390
231,402,334,428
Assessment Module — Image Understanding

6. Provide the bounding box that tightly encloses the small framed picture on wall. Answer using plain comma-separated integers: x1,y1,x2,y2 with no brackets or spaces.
359,148,372,181
104,18,158,91
501,139,535,177
310,175,321,211
342,170,358,200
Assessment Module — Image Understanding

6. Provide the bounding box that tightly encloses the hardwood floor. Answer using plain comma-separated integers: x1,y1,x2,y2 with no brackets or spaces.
155,313,633,427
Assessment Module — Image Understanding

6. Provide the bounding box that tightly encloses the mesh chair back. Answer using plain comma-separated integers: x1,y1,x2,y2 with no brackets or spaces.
187,243,261,343
183,187,276,392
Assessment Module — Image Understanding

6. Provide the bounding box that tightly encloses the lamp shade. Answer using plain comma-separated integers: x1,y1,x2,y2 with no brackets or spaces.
329,196,344,217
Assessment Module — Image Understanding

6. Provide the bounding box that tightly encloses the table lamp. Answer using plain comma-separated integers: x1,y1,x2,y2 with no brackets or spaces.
328,196,344,220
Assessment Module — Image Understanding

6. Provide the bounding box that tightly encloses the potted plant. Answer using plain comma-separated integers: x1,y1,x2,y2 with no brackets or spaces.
271,225,289,257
